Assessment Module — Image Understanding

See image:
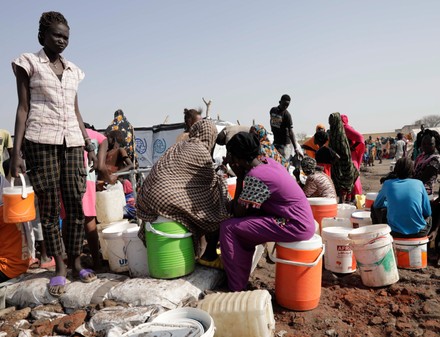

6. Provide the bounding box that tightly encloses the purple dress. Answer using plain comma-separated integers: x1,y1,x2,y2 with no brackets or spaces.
220,158,315,291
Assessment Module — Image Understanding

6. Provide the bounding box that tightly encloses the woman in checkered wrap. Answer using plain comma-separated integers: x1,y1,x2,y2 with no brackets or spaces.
136,119,230,258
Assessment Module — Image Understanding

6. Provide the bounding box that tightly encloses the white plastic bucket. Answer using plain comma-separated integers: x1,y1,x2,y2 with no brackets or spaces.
197,290,273,337
122,227,149,277
336,203,357,219
350,211,372,228
322,217,352,230
122,321,203,337
322,227,356,274
97,220,126,260
349,225,399,287
154,307,215,337
102,220,137,273
393,237,429,269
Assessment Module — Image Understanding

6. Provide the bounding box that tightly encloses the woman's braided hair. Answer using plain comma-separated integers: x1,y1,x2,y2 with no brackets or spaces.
38,11,69,46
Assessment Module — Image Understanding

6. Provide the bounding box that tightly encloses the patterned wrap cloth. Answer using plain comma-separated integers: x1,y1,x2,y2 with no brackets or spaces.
136,120,230,255
328,112,359,195
106,109,137,163
250,124,289,169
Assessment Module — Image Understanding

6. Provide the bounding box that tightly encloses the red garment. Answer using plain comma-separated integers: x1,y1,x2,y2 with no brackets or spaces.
341,115,364,196
0,207,30,279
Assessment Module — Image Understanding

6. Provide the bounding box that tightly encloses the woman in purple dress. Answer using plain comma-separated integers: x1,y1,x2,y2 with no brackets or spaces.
219,132,315,291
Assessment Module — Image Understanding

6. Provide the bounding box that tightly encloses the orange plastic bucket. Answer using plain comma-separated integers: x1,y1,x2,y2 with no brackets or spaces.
393,237,428,269
307,198,337,234
227,177,237,198
269,235,324,311
2,173,36,224
364,193,378,209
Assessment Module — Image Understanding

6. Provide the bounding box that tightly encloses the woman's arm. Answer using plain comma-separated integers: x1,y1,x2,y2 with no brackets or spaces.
11,66,30,177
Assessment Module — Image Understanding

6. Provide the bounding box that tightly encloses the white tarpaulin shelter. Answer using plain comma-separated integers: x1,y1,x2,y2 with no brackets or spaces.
133,119,236,169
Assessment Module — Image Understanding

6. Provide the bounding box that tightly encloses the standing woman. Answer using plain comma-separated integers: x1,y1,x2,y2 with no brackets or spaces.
328,113,359,203
340,114,365,199
10,12,98,296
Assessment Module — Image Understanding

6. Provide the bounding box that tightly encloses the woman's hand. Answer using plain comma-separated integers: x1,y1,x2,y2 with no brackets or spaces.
10,154,26,178
87,151,98,172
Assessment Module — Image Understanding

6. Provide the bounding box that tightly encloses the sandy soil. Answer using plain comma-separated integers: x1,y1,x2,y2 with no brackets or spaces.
250,158,440,337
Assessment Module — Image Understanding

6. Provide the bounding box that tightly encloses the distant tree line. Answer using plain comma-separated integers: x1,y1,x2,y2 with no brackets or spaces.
414,114,440,128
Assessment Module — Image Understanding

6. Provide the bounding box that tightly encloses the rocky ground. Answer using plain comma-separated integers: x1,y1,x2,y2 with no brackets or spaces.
1,159,439,337
249,159,440,337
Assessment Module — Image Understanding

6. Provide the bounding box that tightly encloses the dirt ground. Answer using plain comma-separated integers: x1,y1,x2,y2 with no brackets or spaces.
249,158,440,337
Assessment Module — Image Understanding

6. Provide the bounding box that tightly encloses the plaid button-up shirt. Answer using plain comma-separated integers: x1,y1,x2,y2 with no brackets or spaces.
12,49,85,147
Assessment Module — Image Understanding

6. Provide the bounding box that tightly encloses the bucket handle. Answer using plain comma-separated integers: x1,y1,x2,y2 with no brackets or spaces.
268,244,325,267
10,173,28,198
145,222,193,239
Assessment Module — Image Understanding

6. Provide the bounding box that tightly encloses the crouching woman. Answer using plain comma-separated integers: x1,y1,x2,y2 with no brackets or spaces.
220,132,315,291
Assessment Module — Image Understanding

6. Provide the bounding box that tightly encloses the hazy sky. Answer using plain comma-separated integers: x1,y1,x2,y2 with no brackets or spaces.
1,1,439,136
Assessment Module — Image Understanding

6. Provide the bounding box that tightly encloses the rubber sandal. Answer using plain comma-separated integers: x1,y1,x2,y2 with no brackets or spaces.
48,276,67,297
40,257,56,269
79,268,97,283
28,258,40,269
197,256,224,270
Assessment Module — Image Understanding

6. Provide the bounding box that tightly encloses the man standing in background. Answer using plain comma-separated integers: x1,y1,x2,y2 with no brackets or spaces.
0,129,13,176
269,94,302,161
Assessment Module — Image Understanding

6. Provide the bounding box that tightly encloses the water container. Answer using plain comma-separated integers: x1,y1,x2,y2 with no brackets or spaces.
307,198,337,234
322,227,356,273
102,220,137,273
197,290,274,337
393,237,429,269
365,192,378,210
145,219,195,279
153,307,215,337
349,224,399,287
270,235,324,311
350,211,373,228
321,217,352,230
95,182,126,223
122,321,204,337
226,177,237,198
122,226,149,277
97,220,126,260
336,203,357,219
2,173,36,223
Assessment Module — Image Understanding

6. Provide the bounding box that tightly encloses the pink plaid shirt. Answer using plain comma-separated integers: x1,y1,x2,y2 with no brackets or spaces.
12,49,85,147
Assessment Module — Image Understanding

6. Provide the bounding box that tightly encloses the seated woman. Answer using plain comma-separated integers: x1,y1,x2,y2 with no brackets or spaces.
219,132,315,291
373,157,431,238
301,156,337,199
413,129,440,260
136,120,230,261
249,124,289,169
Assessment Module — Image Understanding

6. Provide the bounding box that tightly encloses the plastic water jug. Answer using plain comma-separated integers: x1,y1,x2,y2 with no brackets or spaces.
2,173,36,223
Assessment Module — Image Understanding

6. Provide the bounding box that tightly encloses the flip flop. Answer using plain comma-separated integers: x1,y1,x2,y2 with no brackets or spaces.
48,276,67,297
79,268,97,283
40,257,56,269
28,258,40,269
197,256,224,270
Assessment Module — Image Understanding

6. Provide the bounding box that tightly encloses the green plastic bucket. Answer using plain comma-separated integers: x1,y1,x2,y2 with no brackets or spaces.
145,221,195,279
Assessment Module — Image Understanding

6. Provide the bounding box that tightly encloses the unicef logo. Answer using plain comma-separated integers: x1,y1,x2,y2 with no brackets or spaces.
153,138,167,154
135,137,147,154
